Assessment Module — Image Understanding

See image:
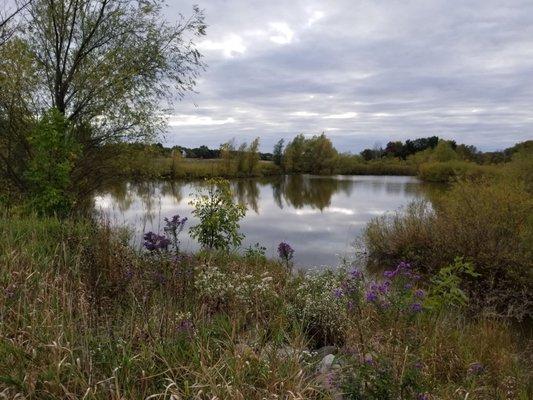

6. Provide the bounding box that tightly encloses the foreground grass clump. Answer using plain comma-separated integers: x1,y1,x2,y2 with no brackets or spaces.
0,214,531,399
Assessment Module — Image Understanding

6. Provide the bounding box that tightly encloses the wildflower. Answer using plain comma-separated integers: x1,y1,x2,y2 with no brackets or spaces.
177,319,194,336
143,232,170,251
350,268,363,280
417,394,430,400
277,242,294,262
332,288,343,298
467,362,485,375
123,269,133,281
410,302,423,313
363,355,374,366
414,289,425,298
164,215,188,233
365,290,378,302
414,361,424,370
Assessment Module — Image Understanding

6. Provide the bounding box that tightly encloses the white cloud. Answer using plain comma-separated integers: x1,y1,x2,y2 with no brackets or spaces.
198,34,246,58
307,10,325,27
323,112,358,119
167,115,236,127
290,111,320,117
269,22,294,44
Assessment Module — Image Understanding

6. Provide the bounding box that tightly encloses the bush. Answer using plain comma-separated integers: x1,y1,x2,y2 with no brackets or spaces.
364,177,533,319
189,178,246,251
418,160,492,182
23,108,80,215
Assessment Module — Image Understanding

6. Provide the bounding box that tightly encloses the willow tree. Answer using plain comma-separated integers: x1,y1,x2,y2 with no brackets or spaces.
1,0,206,207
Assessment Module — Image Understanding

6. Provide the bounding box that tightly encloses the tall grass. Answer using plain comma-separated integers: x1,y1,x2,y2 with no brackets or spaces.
364,176,533,319
1,212,531,398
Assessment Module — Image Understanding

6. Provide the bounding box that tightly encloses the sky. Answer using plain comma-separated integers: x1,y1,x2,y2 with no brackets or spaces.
163,0,533,153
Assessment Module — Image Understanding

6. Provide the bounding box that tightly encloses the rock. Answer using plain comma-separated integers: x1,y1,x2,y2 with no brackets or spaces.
315,345,337,359
317,354,336,374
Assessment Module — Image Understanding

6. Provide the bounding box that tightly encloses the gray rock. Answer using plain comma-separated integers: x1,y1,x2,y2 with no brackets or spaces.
315,345,337,359
317,354,336,374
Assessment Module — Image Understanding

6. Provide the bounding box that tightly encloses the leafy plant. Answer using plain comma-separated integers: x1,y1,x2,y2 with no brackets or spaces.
23,108,80,215
189,178,246,251
425,257,479,310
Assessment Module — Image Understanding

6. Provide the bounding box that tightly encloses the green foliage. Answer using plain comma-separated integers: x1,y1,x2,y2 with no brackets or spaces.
425,257,480,311
244,242,267,263
282,133,338,174
430,140,459,162
418,160,492,182
273,139,284,166
364,175,533,319
189,178,246,251
23,108,80,215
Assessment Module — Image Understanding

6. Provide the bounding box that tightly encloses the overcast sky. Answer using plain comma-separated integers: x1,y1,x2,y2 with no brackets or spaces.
164,0,533,152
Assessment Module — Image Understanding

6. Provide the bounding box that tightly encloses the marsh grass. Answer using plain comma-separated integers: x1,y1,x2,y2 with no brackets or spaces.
0,213,531,399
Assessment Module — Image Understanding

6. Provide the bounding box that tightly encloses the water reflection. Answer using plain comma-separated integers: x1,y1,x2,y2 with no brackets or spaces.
95,175,434,268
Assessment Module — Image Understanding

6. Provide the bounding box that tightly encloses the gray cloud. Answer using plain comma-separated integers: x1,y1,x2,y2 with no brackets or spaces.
163,0,533,152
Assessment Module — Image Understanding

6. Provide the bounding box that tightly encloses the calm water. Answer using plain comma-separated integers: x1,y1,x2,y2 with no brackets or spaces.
94,175,430,268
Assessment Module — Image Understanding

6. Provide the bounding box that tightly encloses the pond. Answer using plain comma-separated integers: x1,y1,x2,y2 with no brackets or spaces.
94,175,432,268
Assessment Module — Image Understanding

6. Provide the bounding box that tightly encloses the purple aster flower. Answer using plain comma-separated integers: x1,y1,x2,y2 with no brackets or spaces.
364,355,374,366
277,242,294,262
350,268,363,280
332,288,343,299
410,302,423,313
177,318,194,335
417,394,430,400
164,215,187,235
365,290,378,302
414,289,426,298
384,269,397,279
143,231,170,251
467,362,485,375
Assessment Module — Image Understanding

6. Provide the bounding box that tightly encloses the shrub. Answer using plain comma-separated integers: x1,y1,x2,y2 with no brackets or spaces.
364,177,533,319
418,160,491,182
23,108,80,215
189,178,246,251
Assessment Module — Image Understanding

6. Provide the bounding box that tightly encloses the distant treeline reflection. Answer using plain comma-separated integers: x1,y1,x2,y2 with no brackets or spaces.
98,175,435,215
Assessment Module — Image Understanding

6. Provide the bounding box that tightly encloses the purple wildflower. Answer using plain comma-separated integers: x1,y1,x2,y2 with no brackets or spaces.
364,355,374,366
414,289,426,298
277,242,294,262
365,290,378,303
164,215,187,235
417,394,430,400
177,318,194,336
143,232,170,251
350,268,363,280
332,288,344,299
410,302,423,313
414,361,424,370
467,362,485,375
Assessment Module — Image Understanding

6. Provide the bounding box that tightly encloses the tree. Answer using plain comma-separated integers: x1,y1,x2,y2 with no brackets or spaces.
273,138,284,166
431,140,458,162
219,139,235,174
247,137,260,175
0,1,32,47
236,142,248,173
1,0,206,206
283,134,306,172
